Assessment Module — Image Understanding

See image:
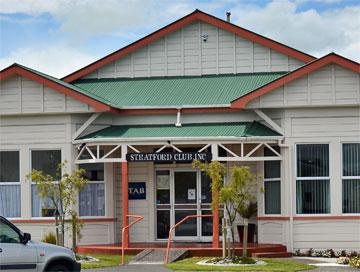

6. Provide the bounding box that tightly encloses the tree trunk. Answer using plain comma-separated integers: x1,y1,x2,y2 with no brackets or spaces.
72,220,77,252
242,218,249,257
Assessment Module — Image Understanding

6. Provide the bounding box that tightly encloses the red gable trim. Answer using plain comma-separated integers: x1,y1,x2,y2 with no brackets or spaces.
0,65,112,112
231,53,360,109
62,9,315,83
118,107,240,115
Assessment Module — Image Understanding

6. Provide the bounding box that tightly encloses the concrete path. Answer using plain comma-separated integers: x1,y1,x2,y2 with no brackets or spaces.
86,264,172,272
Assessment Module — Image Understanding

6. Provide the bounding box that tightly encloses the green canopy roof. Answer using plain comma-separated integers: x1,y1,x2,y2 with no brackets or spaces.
73,72,286,108
78,122,281,141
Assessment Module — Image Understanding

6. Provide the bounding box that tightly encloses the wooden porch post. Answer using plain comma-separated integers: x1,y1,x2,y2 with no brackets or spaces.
121,161,129,248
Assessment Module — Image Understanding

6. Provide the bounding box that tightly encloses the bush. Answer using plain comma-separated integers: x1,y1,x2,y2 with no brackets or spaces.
349,251,358,257
349,256,360,268
336,250,347,257
323,249,335,258
337,257,350,265
41,231,57,245
305,248,314,257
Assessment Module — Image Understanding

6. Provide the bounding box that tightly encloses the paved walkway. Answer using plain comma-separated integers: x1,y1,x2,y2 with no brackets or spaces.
86,264,172,272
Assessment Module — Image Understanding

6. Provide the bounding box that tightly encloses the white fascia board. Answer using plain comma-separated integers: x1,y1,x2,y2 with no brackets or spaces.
73,136,284,145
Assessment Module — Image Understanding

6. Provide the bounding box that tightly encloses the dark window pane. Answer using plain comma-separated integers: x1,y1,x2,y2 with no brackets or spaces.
264,180,281,214
79,163,104,181
297,144,329,177
156,190,170,204
343,144,360,177
174,210,197,236
201,172,212,204
201,210,212,236
31,150,61,178
174,172,197,204
264,147,280,178
0,221,21,243
0,151,19,183
156,210,170,239
296,180,330,214
343,179,360,213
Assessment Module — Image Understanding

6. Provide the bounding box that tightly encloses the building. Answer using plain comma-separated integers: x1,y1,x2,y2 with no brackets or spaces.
0,10,359,253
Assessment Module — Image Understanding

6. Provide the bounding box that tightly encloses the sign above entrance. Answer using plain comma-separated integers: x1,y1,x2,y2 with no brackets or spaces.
126,152,212,162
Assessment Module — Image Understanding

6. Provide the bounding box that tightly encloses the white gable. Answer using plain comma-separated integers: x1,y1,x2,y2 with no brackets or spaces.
0,75,94,115
246,64,360,108
82,21,305,79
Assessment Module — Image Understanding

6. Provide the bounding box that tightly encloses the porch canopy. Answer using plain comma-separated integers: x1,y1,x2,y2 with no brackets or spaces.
74,121,283,164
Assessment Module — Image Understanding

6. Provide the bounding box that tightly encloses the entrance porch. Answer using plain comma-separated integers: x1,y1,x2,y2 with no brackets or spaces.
74,122,284,250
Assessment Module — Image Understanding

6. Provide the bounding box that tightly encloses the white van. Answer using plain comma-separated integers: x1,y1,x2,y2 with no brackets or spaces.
0,216,81,272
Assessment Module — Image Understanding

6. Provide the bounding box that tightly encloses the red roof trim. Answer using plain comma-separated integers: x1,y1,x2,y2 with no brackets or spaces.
62,9,315,83
231,53,360,109
118,107,240,115
0,65,112,112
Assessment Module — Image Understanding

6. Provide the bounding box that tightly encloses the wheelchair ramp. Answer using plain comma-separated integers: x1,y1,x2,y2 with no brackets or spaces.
129,249,188,264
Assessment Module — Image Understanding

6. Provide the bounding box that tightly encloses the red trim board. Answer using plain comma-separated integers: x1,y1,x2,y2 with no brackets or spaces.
62,9,315,83
231,53,360,109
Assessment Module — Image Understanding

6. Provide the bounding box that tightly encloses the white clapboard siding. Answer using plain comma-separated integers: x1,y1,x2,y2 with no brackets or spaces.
293,221,360,250
115,159,154,243
0,75,94,115
258,221,286,244
247,64,360,108
83,21,304,79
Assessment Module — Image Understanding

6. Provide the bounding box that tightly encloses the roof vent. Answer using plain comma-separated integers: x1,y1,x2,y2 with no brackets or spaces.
226,12,231,22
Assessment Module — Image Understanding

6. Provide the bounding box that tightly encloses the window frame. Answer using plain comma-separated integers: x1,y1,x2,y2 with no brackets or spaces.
30,148,62,219
295,143,331,216
78,163,106,218
341,142,360,215
263,146,281,215
0,149,21,219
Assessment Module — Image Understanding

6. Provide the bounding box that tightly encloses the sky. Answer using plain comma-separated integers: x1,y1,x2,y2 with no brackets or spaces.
0,0,359,78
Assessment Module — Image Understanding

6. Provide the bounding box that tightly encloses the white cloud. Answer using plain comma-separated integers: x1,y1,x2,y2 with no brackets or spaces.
0,46,97,78
230,1,360,61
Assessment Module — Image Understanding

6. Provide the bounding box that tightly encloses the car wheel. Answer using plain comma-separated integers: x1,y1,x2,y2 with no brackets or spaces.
47,264,70,272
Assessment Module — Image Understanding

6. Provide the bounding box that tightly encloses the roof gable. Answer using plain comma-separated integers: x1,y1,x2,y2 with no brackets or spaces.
0,64,112,112
231,53,360,108
62,9,315,83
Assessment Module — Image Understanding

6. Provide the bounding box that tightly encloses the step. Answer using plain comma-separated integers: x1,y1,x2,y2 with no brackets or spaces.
129,249,188,264
252,252,293,258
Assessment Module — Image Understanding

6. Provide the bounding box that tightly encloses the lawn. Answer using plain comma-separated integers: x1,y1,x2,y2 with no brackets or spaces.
166,257,316,271
80,254,134,269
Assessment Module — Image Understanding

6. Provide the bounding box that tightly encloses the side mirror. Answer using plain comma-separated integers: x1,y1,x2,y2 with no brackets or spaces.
21,233,31,244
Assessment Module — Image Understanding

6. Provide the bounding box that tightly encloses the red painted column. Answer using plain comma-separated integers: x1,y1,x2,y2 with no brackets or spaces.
121,161,129,248
212,190,220,248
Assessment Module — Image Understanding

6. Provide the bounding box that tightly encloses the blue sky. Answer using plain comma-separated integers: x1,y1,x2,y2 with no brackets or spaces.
1,0,359,77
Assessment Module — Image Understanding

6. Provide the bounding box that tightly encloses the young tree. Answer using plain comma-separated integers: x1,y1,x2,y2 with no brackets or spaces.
27,161,89,247
220,166,259,257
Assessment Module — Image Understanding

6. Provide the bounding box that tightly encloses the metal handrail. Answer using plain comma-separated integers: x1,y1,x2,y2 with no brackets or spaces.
121,214,144,265
164,214,213,264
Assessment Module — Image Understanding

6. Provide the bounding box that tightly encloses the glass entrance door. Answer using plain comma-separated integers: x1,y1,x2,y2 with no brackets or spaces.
173,171,198,239
155,169,214,241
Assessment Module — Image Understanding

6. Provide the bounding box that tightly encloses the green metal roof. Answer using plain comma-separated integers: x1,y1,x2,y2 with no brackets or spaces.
78,122,281,141
73,72,286,108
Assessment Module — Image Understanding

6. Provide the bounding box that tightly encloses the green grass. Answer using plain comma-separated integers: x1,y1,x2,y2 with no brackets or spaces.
80,254,134,269
166,257,316,271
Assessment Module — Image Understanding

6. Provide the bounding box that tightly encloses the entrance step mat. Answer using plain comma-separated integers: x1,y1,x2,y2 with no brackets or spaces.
129,249,189,264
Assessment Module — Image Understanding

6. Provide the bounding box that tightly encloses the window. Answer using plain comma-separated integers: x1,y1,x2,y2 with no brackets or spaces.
296,144,330,214
342,143,360,213
264,147,281,214
31,150,61,217
79,164,105,217
0,220,21,243
0,151,21,218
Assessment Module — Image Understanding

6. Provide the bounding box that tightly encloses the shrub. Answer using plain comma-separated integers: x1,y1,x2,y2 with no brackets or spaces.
41,231,57,245
323,249,335,258
349,256,360,268
337,250,347,257
294,249,302,256
336,257,350,265
349,251,358,257
305,248,314,257
312,250,323,257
